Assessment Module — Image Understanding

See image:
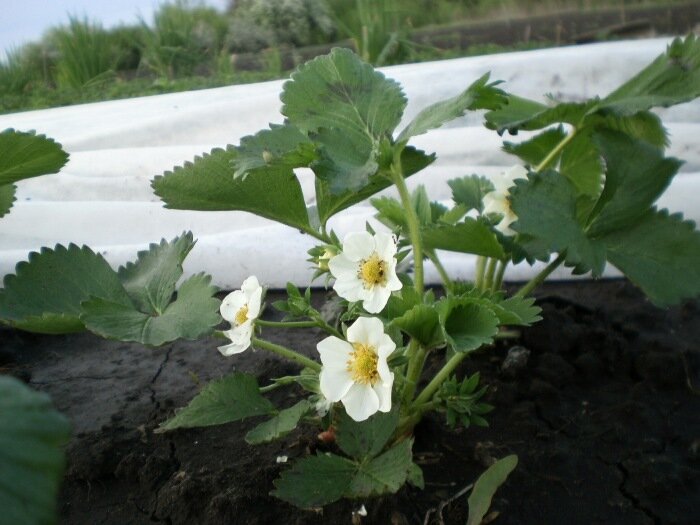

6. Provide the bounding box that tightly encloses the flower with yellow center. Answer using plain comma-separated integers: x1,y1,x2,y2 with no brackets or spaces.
482,165,528,236
317,317,395,422
218,275,263,356
328,232,402,314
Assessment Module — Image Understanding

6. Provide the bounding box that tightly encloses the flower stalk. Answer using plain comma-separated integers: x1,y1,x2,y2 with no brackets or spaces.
252,337,321,372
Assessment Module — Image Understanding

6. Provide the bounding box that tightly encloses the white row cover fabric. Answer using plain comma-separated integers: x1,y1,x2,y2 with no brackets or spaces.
1,38,699,290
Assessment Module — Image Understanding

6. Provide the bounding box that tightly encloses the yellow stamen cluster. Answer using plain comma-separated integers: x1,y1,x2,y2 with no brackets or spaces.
358,253,387,288
347,343,380,385
235,305,249,325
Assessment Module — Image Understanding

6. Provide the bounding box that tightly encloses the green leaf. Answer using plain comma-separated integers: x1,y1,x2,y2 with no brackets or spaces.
391,304,444,349
272,453,356,508
587,130,681,237
440,300,500,352
448,175,495,214
245,400,313,445
0,244,132,334
0,183,16,218
485,96,595,134
603,209,700,307
422,219,505,259
397,73,506,143
0,376,70,525
372,195,407,230
81,273,220,346
336,406,399,460
0,129,69,186
466,455,518,525
496,296,542,326
510,171,606,275
347,439,415,498
559,128,605,198
152,146,312,232
233,123,316,178
503,126,567,166
315,146,434,224
587,111,668,148
600,35,700,115
157,372,275,432
117,232,195,315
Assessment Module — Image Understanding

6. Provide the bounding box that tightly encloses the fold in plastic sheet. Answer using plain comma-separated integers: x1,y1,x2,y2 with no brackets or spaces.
1,38,699,289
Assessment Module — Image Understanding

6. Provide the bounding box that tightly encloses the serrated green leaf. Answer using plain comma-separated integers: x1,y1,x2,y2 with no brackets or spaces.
152,147,312,231
0,244,132,334
559,128,605,198
245,400,313,445
603,209,700,307
397,73,505,143
372,195,406,230
600,35,700,115
0,129,69,186
497,296,542,326
485,96,595,134
448,175,495,214
385,285,422,320
157,372,275,431
440,300,500,352
510,171,606,275
118,233,195,315
503,126,567,166
467,455,518,525
315,146,434,224
587,130,681,237
233,123,316,178
422,219,505,259
439,203,469,225
391,304,444,349
81,273,220,346
587,111,668,148
0,183,16,218
347,439,414,498
0,376,70,525
272,453,356,508
336,406,399,460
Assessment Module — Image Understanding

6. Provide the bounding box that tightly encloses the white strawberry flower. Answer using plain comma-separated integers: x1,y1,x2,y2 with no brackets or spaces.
317,317,395,422
482,165,529,236
328,231,402,313
217,275,263,356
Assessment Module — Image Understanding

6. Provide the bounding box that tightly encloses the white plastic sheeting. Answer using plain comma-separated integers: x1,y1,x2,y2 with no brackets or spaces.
1,38,698,289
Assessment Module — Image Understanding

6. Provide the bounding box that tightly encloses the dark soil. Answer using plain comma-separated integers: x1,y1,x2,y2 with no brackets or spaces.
3,279,699,525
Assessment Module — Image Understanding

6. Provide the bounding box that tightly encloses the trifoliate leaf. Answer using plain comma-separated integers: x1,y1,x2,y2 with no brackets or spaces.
272,453,356,508
397,73,506,143
440,300,500,352
587,130,681,237
0,376,70,525
485,96,595,135
602,209,700,307
559,128,605,198
152,146,312,232
503,126,567,166
448,174,495,213
510,171,606,275
335,406,399,460
117,232,195,315
422,219,505,259
346,439,414,498
391,304,444,350
600,35,700,115
466,455,518,525
245,400,313,445
156,372,275,432
233,123,316,178
81,273,220,346
0,183,16,218
0,129,69,186
0,244,132,334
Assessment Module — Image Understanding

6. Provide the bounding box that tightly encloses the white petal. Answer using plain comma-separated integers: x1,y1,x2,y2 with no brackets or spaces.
342,383,380,422
328,253,359,280
346,316,384,348
362,286,392,314
342,232,374,261
373,378,394,412
320,367,354,402
317,336,353,369
504,165,528,183
374,232,397,261
218,339,250,356
482,192,506,216
241,275,260,295
333,275,364,302
385,268,403,292
247,285,263,319
219,290,247,322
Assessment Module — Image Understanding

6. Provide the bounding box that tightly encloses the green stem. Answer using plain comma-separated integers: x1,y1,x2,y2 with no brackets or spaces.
483,258,497,291
252,337,321,372
534,127,577,173
412,351,467,408
475,256,486,290
492,260,507,292
401,343,427,406
514,252,566,299
428,250,453,292
390,150,424,293
256,319,319,329
299,224,331,244
259,376,298,393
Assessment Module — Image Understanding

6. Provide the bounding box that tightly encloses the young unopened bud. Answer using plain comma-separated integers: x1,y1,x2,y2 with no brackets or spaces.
317,247,337,272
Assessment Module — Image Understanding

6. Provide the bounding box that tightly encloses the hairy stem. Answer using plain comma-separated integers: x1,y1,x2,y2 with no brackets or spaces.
256,318,343,339
412,351,467,408
252,337,321,372
534,127,577,173
428,250,453,292
401,342,427,406
514,252,566,298
492,259,507,291
475,256,486,290
483,257,498,291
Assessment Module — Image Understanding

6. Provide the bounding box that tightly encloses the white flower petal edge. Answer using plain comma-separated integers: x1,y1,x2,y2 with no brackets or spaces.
317,317,396,422
217,275,263,356
329,232,402,314
483,165,528,236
